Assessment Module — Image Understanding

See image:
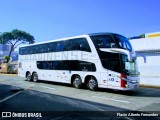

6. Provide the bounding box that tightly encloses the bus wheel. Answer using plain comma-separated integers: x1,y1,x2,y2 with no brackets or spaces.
26,72,32,81
73,76,82,89
87,77,98,91
33,73,38,82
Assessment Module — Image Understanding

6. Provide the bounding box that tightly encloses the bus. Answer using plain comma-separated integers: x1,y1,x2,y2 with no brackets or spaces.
18,33,140,91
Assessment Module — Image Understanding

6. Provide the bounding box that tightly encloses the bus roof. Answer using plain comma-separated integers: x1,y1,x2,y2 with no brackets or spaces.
19,34,89,48
88,32,116,36
19,32,121,48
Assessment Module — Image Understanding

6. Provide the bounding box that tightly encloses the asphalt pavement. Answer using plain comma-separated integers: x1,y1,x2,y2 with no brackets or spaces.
0,74,160,120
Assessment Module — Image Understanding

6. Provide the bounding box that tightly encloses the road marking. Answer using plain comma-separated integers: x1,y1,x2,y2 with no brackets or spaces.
92,96,130,103
0,90,24,103
0,85,34,103
41,86,55,90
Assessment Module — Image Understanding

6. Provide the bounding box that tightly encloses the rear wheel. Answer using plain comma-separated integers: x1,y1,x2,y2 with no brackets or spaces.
33,73,38,82
87,77,98,91
26,72,32,81
72,76,82,89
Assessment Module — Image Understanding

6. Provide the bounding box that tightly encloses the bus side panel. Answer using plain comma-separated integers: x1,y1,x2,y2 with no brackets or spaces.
98,72,108,88
53,70,72,83
107,70,121,89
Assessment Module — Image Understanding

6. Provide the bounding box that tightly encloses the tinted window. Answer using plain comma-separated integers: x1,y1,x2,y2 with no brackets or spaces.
114,34,132,51
97,50,121,73
55,41,64,52
37,60,96,71
19,47,26,55
79,61,96,71
19,38,91,55
47,42,56,52
79,38,91,52
101,59,121,73
71,39,80,50
38,44,47,53
64,40,72,51
91,35,117,49
71,38,91,52
29,46,36,54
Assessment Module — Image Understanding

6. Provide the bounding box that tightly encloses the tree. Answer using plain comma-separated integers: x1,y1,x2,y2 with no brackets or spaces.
4,56,10,62
141,34,145,38
0,29,35,63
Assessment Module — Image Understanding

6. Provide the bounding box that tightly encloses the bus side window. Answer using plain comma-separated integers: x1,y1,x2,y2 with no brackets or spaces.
37,61,42,69
25,47,29,54
64,40,72,51
38,44,47,53
56,41,64,52
71,39,79,51
79,38,91,52
30,46,36,54
105,35,116,48
52,61,58,70
20,48,26,55
62,60,70,70
71,38,91,52
47,42,56,52
37,45,41,53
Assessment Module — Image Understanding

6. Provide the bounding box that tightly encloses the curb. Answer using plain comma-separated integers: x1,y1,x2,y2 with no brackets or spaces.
140,84,160,89
0,73,17,76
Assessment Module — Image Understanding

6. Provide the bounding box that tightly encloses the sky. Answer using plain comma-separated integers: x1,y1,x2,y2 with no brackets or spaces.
0,0,160,43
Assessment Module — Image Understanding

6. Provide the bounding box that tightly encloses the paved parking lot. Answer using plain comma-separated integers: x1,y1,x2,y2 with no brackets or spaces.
0,74,160,119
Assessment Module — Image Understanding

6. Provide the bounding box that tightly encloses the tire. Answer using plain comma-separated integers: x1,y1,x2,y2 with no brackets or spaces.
26,72,32,81
87,77,98,91
33,73,38,82
72,76,82,89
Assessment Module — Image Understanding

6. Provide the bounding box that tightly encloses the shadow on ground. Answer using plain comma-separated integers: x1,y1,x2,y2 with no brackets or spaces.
0,83,159,120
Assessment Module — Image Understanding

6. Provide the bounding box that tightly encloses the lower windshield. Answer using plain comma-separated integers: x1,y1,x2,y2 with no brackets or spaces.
121,54,139,75
114,34,132,52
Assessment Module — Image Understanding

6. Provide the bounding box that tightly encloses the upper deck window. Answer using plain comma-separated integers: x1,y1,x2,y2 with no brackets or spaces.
90,34,132,52
114,34,132,52
90,35,117,49
19,38,91,55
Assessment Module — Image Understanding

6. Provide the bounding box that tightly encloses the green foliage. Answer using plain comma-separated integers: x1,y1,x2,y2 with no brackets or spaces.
0,29,35,44
141,34,145,38
0,29,35,63
4,56,10,62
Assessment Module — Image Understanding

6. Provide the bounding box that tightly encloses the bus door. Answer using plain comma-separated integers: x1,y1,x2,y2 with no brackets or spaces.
107,59,121,88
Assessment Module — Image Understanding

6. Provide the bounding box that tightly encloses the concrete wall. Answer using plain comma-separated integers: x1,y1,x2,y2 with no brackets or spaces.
130,37,160,87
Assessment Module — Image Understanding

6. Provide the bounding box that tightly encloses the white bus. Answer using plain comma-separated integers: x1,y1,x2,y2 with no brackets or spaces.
18,33,140,91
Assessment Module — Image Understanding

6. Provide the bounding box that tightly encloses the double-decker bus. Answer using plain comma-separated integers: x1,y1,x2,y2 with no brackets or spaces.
18,33,140,91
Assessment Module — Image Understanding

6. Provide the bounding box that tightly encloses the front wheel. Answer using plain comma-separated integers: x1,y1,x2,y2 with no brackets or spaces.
33,73,38,82
72,76,82,89
87,77,98,91
26,72,32,81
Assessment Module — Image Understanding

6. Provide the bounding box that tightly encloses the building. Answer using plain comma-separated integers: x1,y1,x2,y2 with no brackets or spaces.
129,32,160,86
0,44,18,63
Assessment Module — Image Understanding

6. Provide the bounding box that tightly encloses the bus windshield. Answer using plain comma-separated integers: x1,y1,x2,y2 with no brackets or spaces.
90,35,117,49
114,34,132,52
90,34,132,52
